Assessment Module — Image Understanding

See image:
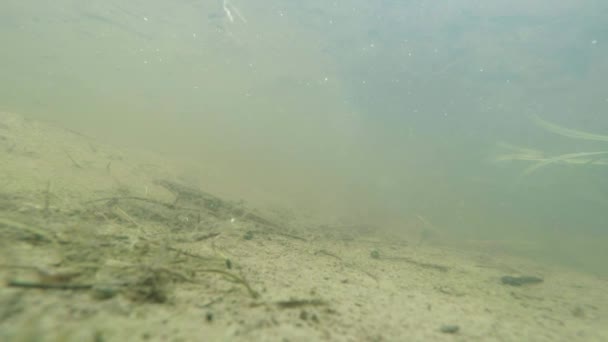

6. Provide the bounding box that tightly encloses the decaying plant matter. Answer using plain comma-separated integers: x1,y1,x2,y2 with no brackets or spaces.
494,116,608,174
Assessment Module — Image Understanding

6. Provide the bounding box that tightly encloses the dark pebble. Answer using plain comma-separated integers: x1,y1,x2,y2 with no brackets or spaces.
440,324,460,334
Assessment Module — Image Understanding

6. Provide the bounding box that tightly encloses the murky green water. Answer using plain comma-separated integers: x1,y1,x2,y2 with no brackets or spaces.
1,0,607,274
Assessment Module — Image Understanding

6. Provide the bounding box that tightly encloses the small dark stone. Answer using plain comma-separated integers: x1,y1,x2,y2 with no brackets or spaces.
205,312,214,322
243,231,254,240
370,250,380,259
440,324,459,334
501,275,543,286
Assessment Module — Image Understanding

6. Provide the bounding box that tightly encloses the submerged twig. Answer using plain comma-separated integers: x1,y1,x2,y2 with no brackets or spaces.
0,217,56,244
198,269,259,299
276,299,326,309
64,151,83,168
523,151,608,174
382,255,449,272
533,115,608,142
7,280,93,290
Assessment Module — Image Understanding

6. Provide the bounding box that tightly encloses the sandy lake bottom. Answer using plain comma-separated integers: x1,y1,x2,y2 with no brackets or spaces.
0,111,606,341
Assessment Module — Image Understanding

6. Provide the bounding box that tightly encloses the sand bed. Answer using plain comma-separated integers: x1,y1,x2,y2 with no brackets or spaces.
0,111,606,341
